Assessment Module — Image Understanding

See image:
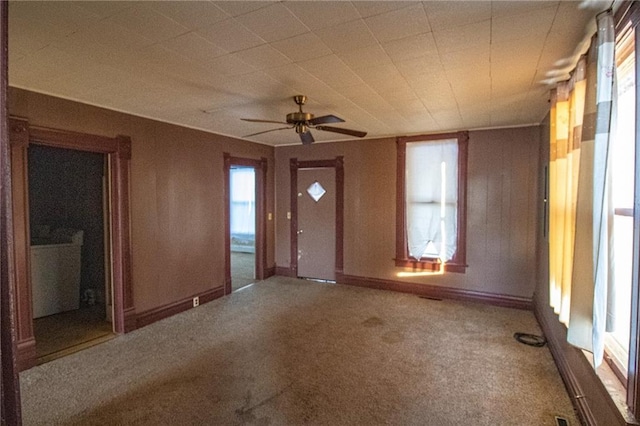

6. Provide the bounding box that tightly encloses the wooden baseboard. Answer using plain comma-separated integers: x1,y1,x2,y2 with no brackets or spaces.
339,274,532,310
17,337,36,371
136,287,224,329
123,307,137,333
533,293,631,426
275,266,295,277
265,265,276,279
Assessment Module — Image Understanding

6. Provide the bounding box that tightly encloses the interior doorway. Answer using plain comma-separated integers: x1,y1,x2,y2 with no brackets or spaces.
223,154,267,295
229,166,256,291
28,144,114,363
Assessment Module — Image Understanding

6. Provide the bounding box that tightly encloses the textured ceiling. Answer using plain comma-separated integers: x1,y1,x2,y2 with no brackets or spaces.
9,1,609,146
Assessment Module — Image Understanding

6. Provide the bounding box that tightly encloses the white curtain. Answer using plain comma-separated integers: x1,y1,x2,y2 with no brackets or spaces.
405,139,458,262
562,11,615,368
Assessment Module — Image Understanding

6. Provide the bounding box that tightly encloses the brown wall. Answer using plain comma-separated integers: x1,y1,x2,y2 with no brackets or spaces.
9,88,275,313
275,126,540,299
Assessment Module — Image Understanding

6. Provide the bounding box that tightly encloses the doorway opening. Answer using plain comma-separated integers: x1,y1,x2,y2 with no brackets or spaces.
223,154,267,295
230,166,256,292
28,145,114,364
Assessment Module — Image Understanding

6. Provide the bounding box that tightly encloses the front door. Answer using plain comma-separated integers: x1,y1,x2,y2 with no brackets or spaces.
297,168,336,281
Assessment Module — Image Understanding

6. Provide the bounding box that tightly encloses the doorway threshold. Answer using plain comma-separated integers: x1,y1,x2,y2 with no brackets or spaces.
301,278,336,284
37,333,115,365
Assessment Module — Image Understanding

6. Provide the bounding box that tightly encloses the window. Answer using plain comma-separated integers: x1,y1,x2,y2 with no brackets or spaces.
395,132,468,273
604,17,636,383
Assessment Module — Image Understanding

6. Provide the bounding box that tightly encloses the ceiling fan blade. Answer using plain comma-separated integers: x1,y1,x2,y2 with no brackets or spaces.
243,126,292,138
315,125,367,138
241,118,288,125
309,114,345,125
300,131,314,145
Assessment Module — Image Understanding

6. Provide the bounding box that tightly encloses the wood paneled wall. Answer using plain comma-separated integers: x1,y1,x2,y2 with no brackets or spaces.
8,88,275,315
275,126,540,300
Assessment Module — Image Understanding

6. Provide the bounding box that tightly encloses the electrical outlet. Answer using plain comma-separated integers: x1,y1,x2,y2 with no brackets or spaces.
193,296,199,307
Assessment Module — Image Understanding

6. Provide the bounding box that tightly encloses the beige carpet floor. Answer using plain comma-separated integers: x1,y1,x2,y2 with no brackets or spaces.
231,251,255,291
20,277,577,425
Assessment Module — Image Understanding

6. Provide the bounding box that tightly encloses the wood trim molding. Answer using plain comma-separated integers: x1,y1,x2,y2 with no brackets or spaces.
8,122,135,369
136,287,224,329
340,274,532,310
265,265,276,278
223,153,268,294
1,1,23,419
28,126,118,153
275,266,296,277
289,157,344,280
15,338,35,372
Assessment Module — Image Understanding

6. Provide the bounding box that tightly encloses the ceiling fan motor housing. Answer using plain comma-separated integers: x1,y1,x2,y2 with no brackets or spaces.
287,112,313,124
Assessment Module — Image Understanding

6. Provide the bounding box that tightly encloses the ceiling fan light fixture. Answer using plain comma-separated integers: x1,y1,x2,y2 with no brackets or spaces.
295,123,307,134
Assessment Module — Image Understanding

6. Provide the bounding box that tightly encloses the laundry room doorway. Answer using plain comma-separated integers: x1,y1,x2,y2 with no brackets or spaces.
28,144,114,364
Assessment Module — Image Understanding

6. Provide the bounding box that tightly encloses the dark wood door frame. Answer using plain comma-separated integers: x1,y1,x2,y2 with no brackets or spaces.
1,1,23,422
223,153,267,295
8,119,135,370
289,157,344,280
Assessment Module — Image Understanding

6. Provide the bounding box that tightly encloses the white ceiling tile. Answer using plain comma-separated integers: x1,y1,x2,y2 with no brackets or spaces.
234,45,292,70
440,46,490,71
419,88,459,112
7,0,604,145
10,1,101,33
407,71,450,95
262,63,336,97
149,2,229,30
315,19,378,53
162,32,227,64
491,6,557,43
395,56,445,80
9,17,59,56
382,32,437,63
75,1,135,19
433,20,490,54
72,19,155,52
271,33,333,62
337,45,392,71
355,63,404,86
235,3,309,43
197,19,265,53
364,4,430,43
422,1,492,30
431,109,463,129
212,2,275,17
107,4,190,43
491,36,545,65
352,2,414,19
491,1,559,18
284,2,361,30
298,55,364,88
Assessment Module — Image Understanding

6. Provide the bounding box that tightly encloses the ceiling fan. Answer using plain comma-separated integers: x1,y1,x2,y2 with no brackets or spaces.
241,95,367,145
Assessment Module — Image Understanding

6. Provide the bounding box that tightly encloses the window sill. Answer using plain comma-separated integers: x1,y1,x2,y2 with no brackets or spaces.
582,350,638,425
394,258,467,273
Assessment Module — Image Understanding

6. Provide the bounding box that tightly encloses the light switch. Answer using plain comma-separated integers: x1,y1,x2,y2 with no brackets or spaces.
268,213,273,221
287,212,291,220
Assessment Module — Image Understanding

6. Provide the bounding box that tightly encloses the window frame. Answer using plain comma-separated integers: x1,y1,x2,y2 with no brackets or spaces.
614,0,640,416
395,131,469,273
